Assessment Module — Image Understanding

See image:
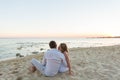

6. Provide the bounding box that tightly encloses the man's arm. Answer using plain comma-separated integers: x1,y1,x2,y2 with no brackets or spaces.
42,53,46,66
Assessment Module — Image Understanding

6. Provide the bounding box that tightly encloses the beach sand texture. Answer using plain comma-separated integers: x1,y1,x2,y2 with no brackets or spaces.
0,45,120,80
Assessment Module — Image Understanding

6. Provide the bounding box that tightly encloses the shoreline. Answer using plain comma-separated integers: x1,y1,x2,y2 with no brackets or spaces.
0,45,120,80
1,44,120,62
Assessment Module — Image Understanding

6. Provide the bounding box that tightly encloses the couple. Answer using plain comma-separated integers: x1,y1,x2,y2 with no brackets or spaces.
29,40,72,76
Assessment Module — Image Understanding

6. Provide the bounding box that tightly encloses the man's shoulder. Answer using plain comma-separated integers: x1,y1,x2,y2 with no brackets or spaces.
46,49,59,52
44,49,64,60
45,49,63,55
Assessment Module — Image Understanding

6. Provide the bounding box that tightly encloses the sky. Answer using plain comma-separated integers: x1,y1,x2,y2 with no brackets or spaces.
0,0,120,38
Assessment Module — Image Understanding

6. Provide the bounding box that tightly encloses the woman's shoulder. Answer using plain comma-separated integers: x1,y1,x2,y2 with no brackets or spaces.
63,51,69,55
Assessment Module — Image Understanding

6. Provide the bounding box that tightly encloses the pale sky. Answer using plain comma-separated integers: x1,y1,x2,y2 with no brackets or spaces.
0,0,120,38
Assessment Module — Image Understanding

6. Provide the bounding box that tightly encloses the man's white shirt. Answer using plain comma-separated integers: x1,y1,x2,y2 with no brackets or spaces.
42,49,68,76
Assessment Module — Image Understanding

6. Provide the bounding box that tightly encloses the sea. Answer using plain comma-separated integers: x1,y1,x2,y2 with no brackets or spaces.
0,38,120,60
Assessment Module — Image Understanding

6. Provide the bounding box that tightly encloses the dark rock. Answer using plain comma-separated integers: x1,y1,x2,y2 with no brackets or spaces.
40,48,44,51
16,53,24,57
17,46,23,50
32,51,39,54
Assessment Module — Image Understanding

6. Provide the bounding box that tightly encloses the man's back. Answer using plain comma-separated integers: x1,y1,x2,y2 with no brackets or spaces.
44,49,65,76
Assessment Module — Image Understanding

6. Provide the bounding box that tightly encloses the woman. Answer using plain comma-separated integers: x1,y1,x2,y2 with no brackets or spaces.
58,43,72,75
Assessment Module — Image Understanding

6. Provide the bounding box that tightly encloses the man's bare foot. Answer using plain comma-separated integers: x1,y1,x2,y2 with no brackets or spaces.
28,66,36,73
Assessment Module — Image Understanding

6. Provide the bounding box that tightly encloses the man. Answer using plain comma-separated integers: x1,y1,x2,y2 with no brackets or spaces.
30,41,67,76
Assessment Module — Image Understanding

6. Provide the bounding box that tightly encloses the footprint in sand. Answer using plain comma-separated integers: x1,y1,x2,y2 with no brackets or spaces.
16,76,22,80
0,73,2,76
11,70,19,74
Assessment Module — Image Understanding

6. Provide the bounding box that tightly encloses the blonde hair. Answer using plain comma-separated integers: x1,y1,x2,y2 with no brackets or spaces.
59,43,68,53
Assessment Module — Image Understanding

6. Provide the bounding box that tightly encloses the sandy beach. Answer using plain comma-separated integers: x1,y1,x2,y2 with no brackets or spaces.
0,45,120,80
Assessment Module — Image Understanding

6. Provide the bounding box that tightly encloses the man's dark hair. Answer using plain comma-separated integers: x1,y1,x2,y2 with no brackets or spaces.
49,41,57,48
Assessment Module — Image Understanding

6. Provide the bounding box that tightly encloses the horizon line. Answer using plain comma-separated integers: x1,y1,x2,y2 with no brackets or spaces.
0,36,119,39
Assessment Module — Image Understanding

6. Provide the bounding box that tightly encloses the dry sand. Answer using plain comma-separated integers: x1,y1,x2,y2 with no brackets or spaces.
0,45,120,80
